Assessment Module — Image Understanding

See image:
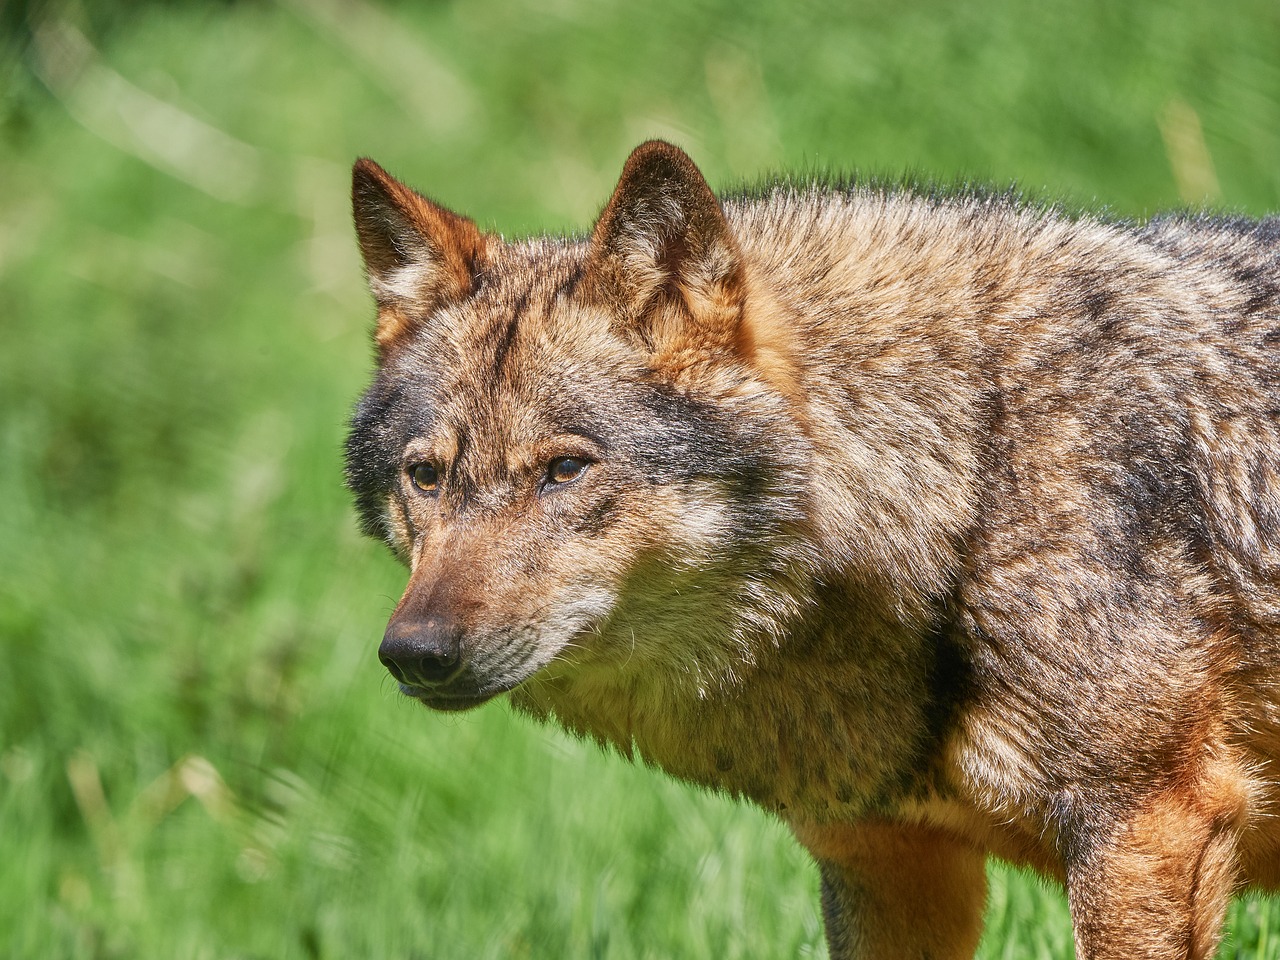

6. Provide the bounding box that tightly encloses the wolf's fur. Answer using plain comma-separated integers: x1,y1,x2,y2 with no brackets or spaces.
346,141,1280,959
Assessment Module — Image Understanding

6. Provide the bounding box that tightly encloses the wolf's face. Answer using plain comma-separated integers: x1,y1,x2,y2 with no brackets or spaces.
346,144,809,711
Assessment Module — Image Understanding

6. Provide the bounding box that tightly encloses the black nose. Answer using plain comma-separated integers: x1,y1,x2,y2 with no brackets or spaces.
379,617,465,687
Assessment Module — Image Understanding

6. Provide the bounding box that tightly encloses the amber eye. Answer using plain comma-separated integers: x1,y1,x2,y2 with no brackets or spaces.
409,462,439,493
546,456,589,487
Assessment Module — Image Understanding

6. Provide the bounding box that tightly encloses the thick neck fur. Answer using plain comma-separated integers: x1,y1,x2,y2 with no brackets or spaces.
510,579,953,820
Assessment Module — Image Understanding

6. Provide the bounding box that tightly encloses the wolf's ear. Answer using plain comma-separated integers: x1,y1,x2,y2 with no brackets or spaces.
352,158,489,355
583,141,746,356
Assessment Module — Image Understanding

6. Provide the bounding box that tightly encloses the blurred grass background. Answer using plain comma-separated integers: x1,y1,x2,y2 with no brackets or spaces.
2,0,1279,957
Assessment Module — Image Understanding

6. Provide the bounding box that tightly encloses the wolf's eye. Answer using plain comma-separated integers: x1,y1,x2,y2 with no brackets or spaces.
409,462,439,493
546,456,589,487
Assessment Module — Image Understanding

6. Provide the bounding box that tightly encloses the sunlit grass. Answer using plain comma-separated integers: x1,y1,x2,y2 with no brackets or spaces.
2,0,1278,956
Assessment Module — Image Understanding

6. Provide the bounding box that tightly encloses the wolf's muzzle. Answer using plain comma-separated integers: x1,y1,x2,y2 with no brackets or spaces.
379,615,465,688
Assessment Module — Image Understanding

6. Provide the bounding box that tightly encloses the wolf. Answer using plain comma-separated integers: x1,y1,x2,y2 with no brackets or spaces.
344,140,1280,959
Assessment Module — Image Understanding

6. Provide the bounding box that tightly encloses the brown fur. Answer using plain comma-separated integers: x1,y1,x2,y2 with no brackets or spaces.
345,141,1280,958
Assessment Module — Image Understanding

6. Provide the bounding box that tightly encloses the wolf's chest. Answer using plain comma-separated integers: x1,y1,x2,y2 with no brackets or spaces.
519,649,939,820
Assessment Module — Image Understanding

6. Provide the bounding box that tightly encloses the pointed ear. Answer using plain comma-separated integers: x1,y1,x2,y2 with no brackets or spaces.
583,141,745,354
351,158,489,354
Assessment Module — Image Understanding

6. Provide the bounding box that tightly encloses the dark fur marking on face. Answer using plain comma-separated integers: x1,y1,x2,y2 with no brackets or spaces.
575,495,621,536
558,422,613,455
447,425,472,490
491,291,529,375
346,373,437,540
631,386,757,484
558,260,587,300
629,385,802,535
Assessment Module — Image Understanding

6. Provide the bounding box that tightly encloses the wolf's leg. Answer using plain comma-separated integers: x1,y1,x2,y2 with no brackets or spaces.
794,820,987,960
1065,781,1246,960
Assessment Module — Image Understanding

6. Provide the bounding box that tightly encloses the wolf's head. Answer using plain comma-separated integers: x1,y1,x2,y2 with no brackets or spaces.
346,142,812,716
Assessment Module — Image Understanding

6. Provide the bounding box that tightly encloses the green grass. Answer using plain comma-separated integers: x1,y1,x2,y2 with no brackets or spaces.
2,0,1279,956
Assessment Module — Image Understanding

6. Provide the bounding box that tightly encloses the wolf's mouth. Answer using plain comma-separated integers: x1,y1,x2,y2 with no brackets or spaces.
397,682,507,712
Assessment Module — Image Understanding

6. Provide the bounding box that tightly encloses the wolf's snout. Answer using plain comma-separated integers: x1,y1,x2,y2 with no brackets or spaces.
379,616,464,687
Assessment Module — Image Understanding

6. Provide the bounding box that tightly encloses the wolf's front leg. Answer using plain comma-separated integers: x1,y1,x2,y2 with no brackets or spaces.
793,820,988,959
1064,783,1245,960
